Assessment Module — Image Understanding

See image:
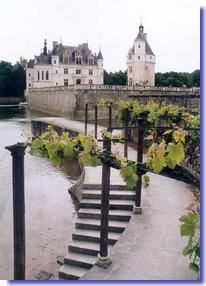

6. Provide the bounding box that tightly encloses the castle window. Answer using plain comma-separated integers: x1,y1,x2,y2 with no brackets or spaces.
138,56,140,60
64,79,68,86
128,78,132,86
56,70,58,74
42,71,44,80
89,70,93,75
29,73,30,77
138,45,140,48
76,79,81,85
56,82,58,86
89,80,93,85
150,56,152,59
46,71,49,80
129,66,132,73
54,60,56,64
29,83,31,87
76,69,81,74
37,71,40,81
129,54,132,60
64,68,68,74
76,58,81,65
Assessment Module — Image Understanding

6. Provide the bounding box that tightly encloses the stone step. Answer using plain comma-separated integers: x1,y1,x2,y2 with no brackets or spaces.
75,218,128,233
69,240,112,256
72,229,120,245
64,252,97,269
59,264,87,280
81,190,135,200
78,208,132,221
83,184,130,190
80,199,134,210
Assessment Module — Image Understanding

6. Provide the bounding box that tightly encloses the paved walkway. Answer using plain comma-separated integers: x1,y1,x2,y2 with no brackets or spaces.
34,117,197,280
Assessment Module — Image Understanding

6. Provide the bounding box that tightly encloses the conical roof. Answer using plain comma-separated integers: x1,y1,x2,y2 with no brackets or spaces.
97,50,103,60
135,25,155,56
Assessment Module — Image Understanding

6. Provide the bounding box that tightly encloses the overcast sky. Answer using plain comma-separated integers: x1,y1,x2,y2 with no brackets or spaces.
0,0,203,72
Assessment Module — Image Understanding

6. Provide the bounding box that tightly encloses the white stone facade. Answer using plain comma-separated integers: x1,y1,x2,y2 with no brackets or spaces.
127,24,155,86
26,41,104,89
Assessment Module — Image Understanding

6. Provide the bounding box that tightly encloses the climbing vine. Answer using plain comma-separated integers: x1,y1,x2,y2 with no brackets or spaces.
30,125,188,189
179,203,200,279
98,98,200,139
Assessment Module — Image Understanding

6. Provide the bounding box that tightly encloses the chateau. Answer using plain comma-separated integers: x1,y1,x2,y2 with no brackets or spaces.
26,41,104,89
127,23,155,86
26,23,155,89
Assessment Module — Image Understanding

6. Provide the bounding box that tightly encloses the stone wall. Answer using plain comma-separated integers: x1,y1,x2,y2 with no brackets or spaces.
182,137,200,183
26,85,200,120
26,86,76,118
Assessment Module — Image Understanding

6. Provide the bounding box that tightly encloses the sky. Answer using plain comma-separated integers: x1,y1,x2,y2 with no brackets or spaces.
0,0,203,72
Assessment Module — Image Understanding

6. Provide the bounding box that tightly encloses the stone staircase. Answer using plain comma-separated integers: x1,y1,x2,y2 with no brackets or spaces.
59,185,135,280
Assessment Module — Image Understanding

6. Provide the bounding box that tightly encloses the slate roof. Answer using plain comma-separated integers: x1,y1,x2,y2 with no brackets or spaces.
135,31,154,56
34,42,100,65
97,50,103,60
27,41,101,67
36,53,52,65
27,59,34,68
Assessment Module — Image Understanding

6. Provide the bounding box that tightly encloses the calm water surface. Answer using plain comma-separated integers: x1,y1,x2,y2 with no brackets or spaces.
0,106,80,279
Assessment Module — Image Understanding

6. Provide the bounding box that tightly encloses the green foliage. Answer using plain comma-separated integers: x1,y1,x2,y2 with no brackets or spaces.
179,210,200,278
98,99,199,129
155,70,200,87
104,70,127,85
103,69,200,87
119,160,138,189
143,175,150,188
147,128,187,173
0,60,26,97
165,143,185,168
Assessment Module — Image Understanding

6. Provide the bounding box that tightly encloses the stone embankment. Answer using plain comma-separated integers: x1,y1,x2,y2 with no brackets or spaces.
26,85,200,120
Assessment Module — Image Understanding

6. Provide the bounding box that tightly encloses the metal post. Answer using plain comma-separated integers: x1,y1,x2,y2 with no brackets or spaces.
108,105,112,129
96,136,112,268
124,108,129,158
5,142,27,280
85,103,88,135
95,104,98,139
133,118,144,214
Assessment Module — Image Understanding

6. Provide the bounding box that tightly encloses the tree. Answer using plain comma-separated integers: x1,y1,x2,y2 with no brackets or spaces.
155,70,200,87
104,70,127,85
0,60,26,97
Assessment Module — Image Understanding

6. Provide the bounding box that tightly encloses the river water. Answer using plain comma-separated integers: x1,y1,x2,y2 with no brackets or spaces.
0,106,80,280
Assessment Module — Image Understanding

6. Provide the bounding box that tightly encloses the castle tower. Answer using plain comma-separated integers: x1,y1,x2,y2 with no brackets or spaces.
127,23,155,86
97,49,104,84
